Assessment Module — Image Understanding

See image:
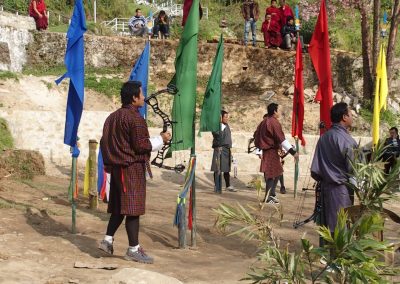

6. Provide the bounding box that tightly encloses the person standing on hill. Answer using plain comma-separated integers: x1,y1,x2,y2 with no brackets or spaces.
265,0,282,30
241,0,260,47
279,0,294,27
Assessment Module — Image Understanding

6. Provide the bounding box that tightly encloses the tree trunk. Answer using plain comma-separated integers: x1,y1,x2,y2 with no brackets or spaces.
387,0,400,85
372,0,381,75
359,1,374,101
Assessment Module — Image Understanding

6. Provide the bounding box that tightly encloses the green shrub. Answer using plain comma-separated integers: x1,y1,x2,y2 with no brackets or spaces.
0,118,14,151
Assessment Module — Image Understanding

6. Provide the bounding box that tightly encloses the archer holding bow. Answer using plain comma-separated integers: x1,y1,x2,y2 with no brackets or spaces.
98,81,171,264
254,103,299,204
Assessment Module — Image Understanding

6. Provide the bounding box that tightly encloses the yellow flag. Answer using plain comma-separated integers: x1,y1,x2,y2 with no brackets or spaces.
372,43,389,145
379,46,388,110
83,158,90,197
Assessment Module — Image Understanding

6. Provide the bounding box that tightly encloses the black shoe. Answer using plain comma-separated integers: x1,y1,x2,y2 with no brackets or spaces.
280,186,286,194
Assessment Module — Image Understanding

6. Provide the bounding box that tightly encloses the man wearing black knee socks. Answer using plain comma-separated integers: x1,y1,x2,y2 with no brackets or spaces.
254,103,298,204
98,81,171,264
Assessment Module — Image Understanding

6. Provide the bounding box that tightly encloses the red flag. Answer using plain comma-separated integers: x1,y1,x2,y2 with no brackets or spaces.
308,0,333,134
182,0,202,26
292,39,306,146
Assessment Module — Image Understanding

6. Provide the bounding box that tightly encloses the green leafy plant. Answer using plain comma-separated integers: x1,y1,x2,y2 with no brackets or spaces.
347,142,400,212
215,204,398,283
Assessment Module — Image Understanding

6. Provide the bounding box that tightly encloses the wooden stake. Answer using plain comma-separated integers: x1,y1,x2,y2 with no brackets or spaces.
88,139,98,209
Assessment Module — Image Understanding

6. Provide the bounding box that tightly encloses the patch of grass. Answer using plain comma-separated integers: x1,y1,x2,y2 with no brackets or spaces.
48,24,69,33
359,107,399,126
85,75,123,98
22,65,66,76
0,150,45,179
359,107,373,123
86,66,125,76
381,109,399,127
23,65,128,97
0,198,26,210
41,80,54,90
0,71,19,81
23,65,126,77
0,118,13,151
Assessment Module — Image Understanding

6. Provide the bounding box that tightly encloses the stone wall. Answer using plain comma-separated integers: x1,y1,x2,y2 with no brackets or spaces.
26,30,364,95
0,13,35,72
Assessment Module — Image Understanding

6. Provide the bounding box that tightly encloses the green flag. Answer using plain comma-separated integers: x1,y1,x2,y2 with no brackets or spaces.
169,0,199,151
199,34,224,133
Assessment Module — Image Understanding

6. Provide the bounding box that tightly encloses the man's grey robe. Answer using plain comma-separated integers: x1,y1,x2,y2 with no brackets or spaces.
310,124,357,232
211,124,232,173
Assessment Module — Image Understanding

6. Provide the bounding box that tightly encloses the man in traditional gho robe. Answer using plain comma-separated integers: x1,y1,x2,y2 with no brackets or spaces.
98,81,171,264
255,103,299,204
211,111,237,193
311,102,357,232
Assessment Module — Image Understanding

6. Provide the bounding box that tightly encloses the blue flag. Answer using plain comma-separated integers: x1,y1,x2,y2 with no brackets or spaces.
55,0,87,147
129,41,150,118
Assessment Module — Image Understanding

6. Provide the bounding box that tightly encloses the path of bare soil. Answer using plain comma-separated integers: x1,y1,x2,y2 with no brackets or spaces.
0,168,399,283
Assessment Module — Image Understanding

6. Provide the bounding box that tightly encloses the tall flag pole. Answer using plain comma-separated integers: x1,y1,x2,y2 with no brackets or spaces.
308,0,333,134
55,0,87,234
292,5,305,198
129,41,150,118
168,0,200,248
372,13,389,145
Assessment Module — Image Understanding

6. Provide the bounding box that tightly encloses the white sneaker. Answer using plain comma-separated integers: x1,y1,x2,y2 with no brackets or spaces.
265,196,279,204
320,257,327,265
226,186,237,192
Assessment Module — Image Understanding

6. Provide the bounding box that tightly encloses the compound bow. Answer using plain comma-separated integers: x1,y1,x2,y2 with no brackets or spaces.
293,181,322,228
145,85,185,173
247,137,257,154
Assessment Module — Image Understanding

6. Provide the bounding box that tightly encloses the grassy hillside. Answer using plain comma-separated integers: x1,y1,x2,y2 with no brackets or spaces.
2,0,398,55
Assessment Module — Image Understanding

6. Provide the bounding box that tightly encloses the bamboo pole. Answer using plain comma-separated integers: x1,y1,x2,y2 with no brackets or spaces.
88,139,98,209
190,131,197,247
69,156,77,234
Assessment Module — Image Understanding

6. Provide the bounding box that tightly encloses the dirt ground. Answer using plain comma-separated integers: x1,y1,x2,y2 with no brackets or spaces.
0,169,399,284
